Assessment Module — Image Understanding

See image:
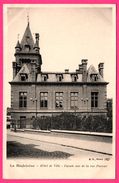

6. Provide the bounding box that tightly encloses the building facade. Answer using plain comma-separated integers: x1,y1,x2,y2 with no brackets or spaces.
9,22,108,128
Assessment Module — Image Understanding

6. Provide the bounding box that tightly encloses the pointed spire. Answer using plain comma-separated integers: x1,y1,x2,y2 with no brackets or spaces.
27,9,30,25
15,34,21,52
20,21,34,52
17,33,20,40
27,13,29,25
15,40,21,48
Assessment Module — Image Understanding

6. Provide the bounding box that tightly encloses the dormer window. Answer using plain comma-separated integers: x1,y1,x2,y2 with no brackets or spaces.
56,74,63,82
24,45,30,52
58,75,62,82
71,74,77,82
90,74,98,82
42,74,48,82
20,73,28,81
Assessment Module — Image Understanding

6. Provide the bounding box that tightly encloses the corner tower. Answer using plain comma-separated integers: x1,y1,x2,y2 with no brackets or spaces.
12,22,42,81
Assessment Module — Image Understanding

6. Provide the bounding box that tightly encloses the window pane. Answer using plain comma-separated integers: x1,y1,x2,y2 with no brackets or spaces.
70,92,78,108
40,100,43,107
91,92,98,108
19,92,27,107
24,100,27,107
41,93,44,96
45,100,47,107
55,92,63,108
56,93,59,96
40,92,48,108
60,93,63,96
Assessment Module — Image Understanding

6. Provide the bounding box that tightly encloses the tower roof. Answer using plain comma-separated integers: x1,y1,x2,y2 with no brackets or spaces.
20,22,34,51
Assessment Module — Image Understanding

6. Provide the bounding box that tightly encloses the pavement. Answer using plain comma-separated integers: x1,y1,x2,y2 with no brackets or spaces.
7,129,113,155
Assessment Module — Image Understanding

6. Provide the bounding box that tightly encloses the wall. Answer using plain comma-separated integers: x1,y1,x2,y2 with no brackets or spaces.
11,83,107,121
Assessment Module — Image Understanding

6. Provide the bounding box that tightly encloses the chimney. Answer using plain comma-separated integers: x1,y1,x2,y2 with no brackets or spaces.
81,59,88,82
31,61,36,81
65,69,69,73
79,64,83,73
98,63,104,78
12,62,17,79
76,69,80,73
81,59,88,69
34,33,40,53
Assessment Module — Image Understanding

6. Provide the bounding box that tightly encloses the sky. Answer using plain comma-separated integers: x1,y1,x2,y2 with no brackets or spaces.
4,4,116,108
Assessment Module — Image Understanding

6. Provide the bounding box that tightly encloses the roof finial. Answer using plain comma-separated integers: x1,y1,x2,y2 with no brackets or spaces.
17,34,20,41
27,10,29,25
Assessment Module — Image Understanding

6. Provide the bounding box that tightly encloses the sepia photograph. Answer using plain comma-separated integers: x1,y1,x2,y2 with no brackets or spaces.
3,4,116,179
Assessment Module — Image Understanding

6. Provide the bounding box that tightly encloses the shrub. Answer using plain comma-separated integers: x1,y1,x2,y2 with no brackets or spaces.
30,112,112,133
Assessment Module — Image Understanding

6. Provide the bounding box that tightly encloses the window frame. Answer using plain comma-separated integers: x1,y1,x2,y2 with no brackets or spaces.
42,75,47,82
40,92,48,108
91,92,98,108
71,74,77,82
90,74,98,82
55,92,63,109
56,74,63,82
70,92,78,109
19,92,27,108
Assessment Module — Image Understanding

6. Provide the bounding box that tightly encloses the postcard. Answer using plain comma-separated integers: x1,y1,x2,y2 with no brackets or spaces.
2,3,116,180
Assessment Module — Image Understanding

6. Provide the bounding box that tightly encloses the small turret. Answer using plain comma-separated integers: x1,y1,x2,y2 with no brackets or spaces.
12,62,17,79
15,40,21,53
34,33,40,53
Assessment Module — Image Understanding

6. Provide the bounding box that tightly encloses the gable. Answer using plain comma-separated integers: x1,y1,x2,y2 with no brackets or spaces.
87,65,105,82
12,64,32,82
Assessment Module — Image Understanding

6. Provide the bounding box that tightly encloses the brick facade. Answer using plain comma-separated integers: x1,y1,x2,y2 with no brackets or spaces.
9,22,108,128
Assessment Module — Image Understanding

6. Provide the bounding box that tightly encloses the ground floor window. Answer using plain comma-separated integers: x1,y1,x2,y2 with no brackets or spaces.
40,92,48,108
70,92,78,109
55,92,63,109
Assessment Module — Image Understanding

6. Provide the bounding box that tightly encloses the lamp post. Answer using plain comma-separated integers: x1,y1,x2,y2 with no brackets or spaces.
86,98,88,112
30,97,38,119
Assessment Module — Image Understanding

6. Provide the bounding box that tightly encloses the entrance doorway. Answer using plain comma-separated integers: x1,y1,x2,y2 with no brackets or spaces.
20,116,26,128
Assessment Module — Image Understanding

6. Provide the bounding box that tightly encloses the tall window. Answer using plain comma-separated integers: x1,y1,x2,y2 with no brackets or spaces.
40,92,48,108
91,92,98,107
55,92,63,109
19,92,27,107
70,92,78,109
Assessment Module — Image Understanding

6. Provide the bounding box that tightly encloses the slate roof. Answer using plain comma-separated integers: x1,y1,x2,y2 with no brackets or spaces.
13,64,32,82
12,63,106,83
19,22,35,53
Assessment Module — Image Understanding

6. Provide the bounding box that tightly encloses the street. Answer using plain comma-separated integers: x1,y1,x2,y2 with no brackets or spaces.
7,133,111,160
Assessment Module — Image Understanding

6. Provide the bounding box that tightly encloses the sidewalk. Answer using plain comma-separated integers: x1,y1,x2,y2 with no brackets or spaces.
7,130,112,155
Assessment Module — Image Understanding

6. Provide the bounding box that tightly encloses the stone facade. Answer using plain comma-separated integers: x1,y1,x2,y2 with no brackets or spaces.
9,21,108,128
